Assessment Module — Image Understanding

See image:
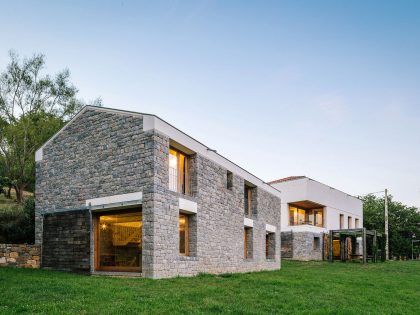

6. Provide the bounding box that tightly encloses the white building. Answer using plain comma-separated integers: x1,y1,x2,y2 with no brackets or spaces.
269,176,363,260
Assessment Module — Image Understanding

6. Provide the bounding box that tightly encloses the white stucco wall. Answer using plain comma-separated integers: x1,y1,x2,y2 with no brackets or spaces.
270,177,363,232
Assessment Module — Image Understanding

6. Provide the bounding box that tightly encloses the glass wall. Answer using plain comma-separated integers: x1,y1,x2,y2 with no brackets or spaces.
96,210,142,272
289,206,324,227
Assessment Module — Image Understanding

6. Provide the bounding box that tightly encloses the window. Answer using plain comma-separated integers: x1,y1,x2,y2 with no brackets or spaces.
179,214,189,256
244,185,253,217
169,148,190,195
289,206,324,227
266,232,275,259
355,218,360,228
227,171,233,190
96,210,142,272
348,216,352,229
339,214,344,229
313,237,320,250
244,227,253,259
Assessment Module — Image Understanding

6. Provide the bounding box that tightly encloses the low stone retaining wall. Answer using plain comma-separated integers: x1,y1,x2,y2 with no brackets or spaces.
0,244,41,268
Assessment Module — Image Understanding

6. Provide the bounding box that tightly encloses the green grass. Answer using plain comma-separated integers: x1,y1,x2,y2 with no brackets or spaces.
0,261,419,314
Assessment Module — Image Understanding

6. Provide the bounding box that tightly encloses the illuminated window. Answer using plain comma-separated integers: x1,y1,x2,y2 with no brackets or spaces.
179,214,189,256
355,218,360,228
169,148,190,194
289,206,323,227
96,210,142,272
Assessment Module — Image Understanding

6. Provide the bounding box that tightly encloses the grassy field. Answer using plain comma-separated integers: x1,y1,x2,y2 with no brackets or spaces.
0,261,419,314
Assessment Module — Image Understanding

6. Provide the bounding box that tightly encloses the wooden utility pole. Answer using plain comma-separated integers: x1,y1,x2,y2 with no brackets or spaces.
385,188,389,260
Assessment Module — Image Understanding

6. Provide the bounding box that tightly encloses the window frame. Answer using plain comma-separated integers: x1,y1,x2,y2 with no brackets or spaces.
179,213,190,256
244,185,253,217
169,147,190,195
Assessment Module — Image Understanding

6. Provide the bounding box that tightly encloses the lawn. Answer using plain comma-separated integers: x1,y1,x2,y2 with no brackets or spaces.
0,261,419,314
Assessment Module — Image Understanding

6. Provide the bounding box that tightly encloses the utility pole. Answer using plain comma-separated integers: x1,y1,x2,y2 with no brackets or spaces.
385,188,389,260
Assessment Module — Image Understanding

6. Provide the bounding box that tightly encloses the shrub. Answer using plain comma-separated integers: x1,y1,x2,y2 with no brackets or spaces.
0,196,35,244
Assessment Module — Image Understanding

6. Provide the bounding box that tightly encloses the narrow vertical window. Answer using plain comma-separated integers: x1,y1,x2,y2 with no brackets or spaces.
227,171,233,190
244,227,253,259
355,218,359,228
348,216,352,229
244,185,252,216
169,148,190,195
339,214,344,229
179,214,189,256
266,232,275,259
313,237,320,250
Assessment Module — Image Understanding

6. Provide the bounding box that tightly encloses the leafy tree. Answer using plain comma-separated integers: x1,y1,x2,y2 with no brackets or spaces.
0,196,35,243
0,51,101,202
362,194,420,258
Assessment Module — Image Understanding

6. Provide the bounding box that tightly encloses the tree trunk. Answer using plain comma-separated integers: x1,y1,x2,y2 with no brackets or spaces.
14,184,25,203
7,185,12,199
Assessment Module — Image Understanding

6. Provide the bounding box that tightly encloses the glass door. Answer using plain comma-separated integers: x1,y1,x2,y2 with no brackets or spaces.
96,210,142,272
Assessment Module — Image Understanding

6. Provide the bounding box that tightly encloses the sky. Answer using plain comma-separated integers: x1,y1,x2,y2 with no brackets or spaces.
1,0,419,207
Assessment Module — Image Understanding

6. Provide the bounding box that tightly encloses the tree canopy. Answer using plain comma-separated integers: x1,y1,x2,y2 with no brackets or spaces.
361,194,420,258
0,51,100,202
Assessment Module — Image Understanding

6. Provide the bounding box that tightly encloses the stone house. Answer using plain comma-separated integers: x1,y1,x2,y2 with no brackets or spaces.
269,176,363,260
35,106,282,278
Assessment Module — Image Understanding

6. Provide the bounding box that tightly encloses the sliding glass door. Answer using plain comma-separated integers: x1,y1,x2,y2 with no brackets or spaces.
95,209,142,272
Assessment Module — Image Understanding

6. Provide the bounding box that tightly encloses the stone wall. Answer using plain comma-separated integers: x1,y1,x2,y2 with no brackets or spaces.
42,209,91,272
281,231,324,260
281,232,293,258
0,244,40,268
35,110,155,245
36,107,282,278
149,133,282,278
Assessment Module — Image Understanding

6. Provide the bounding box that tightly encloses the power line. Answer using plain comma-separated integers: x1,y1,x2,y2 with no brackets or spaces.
359,190,385,197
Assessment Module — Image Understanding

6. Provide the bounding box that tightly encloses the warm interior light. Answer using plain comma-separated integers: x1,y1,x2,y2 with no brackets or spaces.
169,150,178,169
101,223,107,230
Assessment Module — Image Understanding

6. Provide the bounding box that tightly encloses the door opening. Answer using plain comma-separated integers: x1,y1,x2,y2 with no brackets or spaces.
95,209,142,272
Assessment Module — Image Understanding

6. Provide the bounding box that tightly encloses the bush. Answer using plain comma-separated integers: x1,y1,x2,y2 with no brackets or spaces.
0,196,35,244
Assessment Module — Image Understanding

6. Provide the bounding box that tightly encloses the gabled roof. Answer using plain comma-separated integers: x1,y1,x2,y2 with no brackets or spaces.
35,105,282,198
268,176,306,184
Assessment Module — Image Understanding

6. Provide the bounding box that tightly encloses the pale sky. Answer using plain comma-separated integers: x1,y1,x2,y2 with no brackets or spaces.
1,0,419,207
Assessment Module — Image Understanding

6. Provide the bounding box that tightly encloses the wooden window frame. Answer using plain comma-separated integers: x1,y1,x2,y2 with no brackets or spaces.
94,208,142,273
244,228,248,258
179,213,190,256
244,185,253,217
169,148,190,195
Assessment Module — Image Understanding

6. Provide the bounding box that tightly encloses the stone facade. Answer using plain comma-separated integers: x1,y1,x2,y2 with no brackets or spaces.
42,210,91,272
0,244,40,268
36,107,282,278
281,231,324,260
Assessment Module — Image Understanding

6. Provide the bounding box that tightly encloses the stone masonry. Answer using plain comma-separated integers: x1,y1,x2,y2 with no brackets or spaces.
0,244,40,268
36,107,282,278
42,210,91,272
281,231,324,260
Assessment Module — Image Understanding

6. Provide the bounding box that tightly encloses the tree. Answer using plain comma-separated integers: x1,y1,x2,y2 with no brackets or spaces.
362,194,420,258
0,51,100,202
